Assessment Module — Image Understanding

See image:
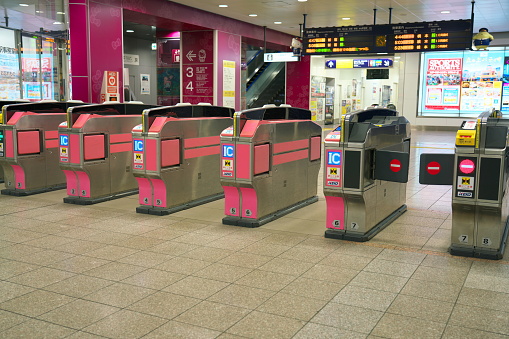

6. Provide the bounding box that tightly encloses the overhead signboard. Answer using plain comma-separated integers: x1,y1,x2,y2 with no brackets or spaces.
304,19,472,55
325,58,393,68
264,52,299,62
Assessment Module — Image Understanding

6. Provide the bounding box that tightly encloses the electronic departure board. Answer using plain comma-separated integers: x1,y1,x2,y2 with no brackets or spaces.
303,19,472,55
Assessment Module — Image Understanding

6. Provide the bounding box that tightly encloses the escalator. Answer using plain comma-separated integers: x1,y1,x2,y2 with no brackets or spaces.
246,51,286,109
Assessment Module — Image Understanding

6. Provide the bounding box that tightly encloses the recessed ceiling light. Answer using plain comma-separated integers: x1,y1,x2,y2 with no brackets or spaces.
249,14,257,17
19,4,29,6
342,17,350,20
53,21,63,25
57,11,65,14
219,4,228,7
441,10,450,14
126,29,134,33
298,0,308,2
274,21,282,24
35,10,43,13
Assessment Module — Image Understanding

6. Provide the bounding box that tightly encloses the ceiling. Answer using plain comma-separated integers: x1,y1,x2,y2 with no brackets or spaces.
0,0,507,37
170,0,509,36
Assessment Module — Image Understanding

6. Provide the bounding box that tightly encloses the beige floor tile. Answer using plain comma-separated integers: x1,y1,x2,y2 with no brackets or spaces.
412,265,469,285
420,254,472,269
319,252,372,271
44,274,113,298
142,228,188,240
294,322,366,338
0,289,74,317
387,294,454,323
83,261,146,281
282,276,345,301
400,279,461,303
241,241,292,257
193,263,253,283
180,246,234,262
84,282,155,308
16,248,76,265
83,309,167,338
0,260,40,280
442,325,509,339
0,318,76,338
363,258,418,278
0,280,35,303
176,300,251,331
155,256,211,275
227,310,305,338
469,261,509,278
117,250,173,268
448,304,509,335
219,252,273,269
206,236,258,251
128,291,200,319
164,276,229,299
376,248,426,264
48,255,110,274
235,269,296,291
380,223,438,238
142,320,221,339
22,234,76,249
113,235,166,250
297,236,342,251
83,244,138,261
457,287,509,312
7,267,75,288
257,232,309,247
331,285,397,312
0,309,28,332
258,257,314,276
371,313,445,338
303,264,359,284
349,271,408,293
122,268,185,290
173,232,222,246
55,227,103,240
260,217,325,236
422,235,451,252
257,292,327,321
38,299,119,329
0,243,45,260
162,219,210,232
278,245,332,264
311,302,383,334
395,215,445,227
208,284,275,309
53,240,106,255
371,230,430,249
332,243,383,259
66,331,110,338
149,240,199,256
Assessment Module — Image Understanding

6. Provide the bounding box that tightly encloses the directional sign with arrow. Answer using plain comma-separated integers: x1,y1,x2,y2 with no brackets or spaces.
186,50,196,62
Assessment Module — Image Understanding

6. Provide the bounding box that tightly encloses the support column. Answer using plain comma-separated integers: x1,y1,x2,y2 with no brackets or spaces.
286,55,311,109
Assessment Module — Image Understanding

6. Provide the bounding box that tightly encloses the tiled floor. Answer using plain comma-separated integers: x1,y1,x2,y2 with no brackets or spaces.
0,129,508,338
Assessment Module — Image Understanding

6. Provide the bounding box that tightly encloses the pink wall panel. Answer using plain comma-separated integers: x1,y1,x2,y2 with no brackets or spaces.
286,55,311,109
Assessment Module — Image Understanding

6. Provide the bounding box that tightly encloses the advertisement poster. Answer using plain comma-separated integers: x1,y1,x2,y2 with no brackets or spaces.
222,60,235,108
501,83,509,112
424,58,462,110
0,45,21,100
140,74,150,95
460,51,504,112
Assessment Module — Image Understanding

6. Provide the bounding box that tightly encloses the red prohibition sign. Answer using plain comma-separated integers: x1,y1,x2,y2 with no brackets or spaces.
390,159,402,172
427,161,440,175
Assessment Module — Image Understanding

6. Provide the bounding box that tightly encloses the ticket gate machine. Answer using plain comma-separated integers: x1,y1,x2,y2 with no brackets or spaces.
323,108,411,241
0,101,89,195
220,105,322,227
58,102,157,204
0,100,30,183
420,108,509,259
132,104,234,215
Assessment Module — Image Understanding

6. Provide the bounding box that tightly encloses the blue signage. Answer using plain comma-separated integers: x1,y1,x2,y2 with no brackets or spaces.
59,135,69,146
326,60,336,68
133,139,144,152
353,59,393,68
327,151,341,166
222,145,234,158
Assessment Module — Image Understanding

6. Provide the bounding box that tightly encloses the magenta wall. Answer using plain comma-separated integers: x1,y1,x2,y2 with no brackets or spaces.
286,56,311,109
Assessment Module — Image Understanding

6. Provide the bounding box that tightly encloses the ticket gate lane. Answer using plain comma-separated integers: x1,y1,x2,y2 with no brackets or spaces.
133,105,234,215
59,103,157,204
221,106,322,227
419,108,509,259
323,108,411,241
0,101,90,195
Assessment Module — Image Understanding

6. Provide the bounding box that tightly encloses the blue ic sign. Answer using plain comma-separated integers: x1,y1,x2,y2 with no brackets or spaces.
59,135,69,146
133,140,144,152
223,145,234,158
327,151,341,166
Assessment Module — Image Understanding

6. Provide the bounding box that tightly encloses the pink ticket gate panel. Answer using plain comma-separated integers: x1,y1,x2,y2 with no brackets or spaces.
132,104,234,215
323,108,410,242
58,103,158,205
220,105,322,227
0,101,90,196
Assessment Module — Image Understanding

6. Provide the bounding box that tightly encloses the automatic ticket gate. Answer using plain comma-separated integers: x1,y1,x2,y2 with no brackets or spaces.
420,108,509,259
58,102,157,204
323,108,410,241
132,104,234,215
0,101,89,195
0,100,30,183
220,105,322,227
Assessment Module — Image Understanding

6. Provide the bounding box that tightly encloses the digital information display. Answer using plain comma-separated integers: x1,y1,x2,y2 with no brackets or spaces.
304,19,472,55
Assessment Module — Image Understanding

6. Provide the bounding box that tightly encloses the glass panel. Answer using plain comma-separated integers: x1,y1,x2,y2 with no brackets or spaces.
0,27,21,100
41,38,56,100
21,35,42,101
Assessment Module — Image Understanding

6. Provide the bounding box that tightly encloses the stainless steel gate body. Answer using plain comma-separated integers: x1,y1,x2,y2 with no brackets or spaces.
323,108,410,241
0,101,89,195
133,104,234,215
220,105,322,227
58,103,157,205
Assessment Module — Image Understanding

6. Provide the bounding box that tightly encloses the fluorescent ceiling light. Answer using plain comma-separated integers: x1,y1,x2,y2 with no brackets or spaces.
441,10,450,14
53,21,63,25
19,4,29,6
126,29,134,33
249,14,257,17
219,4,228,7
274,21,282,24
298,0,308,2
57,11,65,14
342,17,350,20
